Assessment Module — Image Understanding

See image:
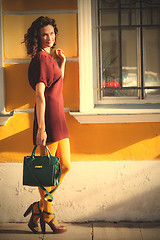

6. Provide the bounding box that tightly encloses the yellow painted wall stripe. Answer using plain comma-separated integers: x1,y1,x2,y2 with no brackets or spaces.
2,0,77,11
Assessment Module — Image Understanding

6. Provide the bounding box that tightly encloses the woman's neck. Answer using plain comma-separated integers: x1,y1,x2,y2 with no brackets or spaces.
41,47,50,54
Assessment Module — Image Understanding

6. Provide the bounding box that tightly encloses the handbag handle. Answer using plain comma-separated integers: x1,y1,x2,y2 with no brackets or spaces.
31,145,52,159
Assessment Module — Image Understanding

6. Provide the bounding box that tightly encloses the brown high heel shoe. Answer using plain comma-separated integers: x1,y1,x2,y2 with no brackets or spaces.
40,210,67,234
24,201,42,233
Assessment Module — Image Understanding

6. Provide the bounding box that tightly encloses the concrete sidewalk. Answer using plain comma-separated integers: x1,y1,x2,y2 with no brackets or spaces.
0,222,160,240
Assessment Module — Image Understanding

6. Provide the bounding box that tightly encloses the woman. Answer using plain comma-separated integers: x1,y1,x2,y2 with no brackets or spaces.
23,16,71,234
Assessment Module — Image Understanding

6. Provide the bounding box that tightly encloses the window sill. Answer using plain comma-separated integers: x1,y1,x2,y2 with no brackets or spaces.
0,108,70,126
0,111,14,125
70,104,160,123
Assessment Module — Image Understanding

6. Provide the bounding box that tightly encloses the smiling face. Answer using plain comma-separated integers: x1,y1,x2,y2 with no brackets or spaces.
40,24,55,52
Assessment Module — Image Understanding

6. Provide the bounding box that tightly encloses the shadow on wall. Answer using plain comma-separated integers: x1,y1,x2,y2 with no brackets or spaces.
0,113,36,160
85,185,160,222
0,128,33,155
55,161,160,222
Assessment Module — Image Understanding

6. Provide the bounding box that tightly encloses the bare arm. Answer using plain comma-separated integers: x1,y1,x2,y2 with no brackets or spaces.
35,82,47,146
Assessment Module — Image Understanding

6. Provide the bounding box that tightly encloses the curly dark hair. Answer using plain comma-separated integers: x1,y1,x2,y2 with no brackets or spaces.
23,16,58,57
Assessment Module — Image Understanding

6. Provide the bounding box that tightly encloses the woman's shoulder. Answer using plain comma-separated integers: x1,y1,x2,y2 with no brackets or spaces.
37,50,53,61
32,51,47,61
29,51,54,69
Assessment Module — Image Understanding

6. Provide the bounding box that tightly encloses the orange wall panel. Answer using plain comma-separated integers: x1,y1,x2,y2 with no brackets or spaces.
3,14,78,59
0,113,34,162
0,112,160,162
63,62,79,111
2,0,77,11
4,62,79,112
4,63,35,112
66,114,160,160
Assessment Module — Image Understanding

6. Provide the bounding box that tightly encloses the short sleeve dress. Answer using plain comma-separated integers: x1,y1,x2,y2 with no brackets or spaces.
28,50,70,145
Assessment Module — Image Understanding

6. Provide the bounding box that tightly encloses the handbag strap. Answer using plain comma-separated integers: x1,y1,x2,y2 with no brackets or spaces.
26,158,58,202
44,186,58,201
32,145,52,159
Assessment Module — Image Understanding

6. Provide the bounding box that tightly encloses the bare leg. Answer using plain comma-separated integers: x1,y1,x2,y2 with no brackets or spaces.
38,142,58,222
38,139,71,222
56,138,71,184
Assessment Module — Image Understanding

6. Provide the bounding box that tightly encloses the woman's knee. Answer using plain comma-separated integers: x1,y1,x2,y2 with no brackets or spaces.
61,161,71,174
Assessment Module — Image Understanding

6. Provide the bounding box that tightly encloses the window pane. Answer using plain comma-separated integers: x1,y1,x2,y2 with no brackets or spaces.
121,9,130,26
99,0,119,9
102,88,138,97
143,0,160,7
96,0,160,101
143,28,160,97
153,8,160,25
121,29,138,97
121,9,137,26
121,0,139,8
143,7,160,25
142,9,152,25
101,30,120,97
100,9,118,26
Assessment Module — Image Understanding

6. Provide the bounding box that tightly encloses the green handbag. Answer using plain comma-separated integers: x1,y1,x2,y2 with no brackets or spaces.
23,145,61,202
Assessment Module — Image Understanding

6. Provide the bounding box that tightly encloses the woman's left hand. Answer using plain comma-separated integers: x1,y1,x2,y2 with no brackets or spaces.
55,49,66,63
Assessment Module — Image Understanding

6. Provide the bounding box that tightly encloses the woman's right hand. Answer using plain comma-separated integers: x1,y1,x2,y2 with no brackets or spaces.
36,131,47,146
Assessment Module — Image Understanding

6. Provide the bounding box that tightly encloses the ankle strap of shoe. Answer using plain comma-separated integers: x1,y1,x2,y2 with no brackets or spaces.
37,201,42,214
43,210,55,223
43,210,55,215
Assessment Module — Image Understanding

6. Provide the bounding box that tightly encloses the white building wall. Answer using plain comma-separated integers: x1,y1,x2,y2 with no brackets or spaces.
0,161,160,223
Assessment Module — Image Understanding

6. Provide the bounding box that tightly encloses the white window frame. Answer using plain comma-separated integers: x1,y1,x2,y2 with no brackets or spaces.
77,0,94,112
0,0,14,125
0,0,5,113
70,0,160,123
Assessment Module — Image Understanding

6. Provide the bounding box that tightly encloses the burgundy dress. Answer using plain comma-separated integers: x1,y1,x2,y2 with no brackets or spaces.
28,50,69,145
